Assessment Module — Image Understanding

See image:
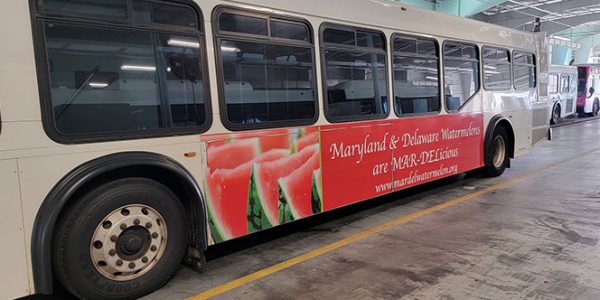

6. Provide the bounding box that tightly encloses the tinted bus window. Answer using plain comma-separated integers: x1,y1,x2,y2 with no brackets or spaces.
219,13,268,36
443,42,480,111
216,10,316,129
578,67,588,97
39,1,208,139
133,1,199,28
548,74,559,94
321,25,388,122
561,75,570,93
513,51,536,90
43,0,128,18
483,47,511,90
271,20,309,41
392,35,440,116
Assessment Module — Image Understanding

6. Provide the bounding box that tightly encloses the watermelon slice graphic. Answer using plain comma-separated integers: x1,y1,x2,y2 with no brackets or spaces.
278,152,321,223
248,144,318,232
232,128,292,152
293,131,319,153
205,149,289,242
207,138,260,170
311,168,322,214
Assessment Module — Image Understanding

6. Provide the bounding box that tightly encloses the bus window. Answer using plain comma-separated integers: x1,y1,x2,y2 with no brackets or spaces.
578,67,587,97
482,47,511,91
391,34,440,116
560,75,570,94
42,0,128,19
133,1,199,28
39,0,209,140
443,41,480,111
321,25,388,122
218,13,268,36
548,74,559,94
215,10,316,129
513,51,536,90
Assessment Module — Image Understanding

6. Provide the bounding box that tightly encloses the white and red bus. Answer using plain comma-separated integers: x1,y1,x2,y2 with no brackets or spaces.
1,0,549,299
548,65,578,124
577,64,600,116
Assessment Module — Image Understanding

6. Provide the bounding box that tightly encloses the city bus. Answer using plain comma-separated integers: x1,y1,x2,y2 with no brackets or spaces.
1,0,549,299
548,65,578,124
577,64,600,116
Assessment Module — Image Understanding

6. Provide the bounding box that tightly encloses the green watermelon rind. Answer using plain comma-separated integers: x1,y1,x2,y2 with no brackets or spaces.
247,165,280,231
247,145,318,231
278,184,295,224
247,168,274,233
311,169,323,214
203,180,229,243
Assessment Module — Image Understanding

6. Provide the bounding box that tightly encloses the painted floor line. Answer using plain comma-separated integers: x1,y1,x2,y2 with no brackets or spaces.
188,147,600,300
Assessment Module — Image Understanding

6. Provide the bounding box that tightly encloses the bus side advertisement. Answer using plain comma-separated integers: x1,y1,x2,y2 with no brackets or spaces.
202,113,484,243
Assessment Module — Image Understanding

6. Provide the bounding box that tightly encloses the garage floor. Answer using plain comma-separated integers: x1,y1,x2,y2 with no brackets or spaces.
146,118,600,300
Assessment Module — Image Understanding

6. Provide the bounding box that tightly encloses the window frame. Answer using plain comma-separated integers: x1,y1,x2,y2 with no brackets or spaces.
30,0,212,144
481,46,512,91
212,6,319,131
319,22,390,123
512,50,537,91
441,40,481,113
560,74,570,94
390,33,441,118
548,74,559,94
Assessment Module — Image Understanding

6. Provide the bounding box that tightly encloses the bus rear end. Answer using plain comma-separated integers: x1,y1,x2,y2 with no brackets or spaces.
577,66,589,115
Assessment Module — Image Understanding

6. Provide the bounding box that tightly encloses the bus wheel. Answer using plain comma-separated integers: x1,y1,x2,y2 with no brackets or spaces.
53,178,187,300
593,100,599,116
550,104,560,125
482,126,509,177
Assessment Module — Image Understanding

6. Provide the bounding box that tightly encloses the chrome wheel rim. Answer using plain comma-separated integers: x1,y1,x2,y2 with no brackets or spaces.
90,205,167,281
492,136,506,169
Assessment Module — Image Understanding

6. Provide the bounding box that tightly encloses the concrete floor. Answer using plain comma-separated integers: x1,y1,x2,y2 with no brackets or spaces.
147,118,600,300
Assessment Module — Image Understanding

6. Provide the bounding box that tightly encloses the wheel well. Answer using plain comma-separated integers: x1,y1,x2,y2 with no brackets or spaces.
495,119,515,158
32,152,208,295
60,165,205,250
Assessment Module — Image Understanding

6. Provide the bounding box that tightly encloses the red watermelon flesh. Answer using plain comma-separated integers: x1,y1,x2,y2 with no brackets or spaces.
205,149,289,242
207,138,260,171
294,131,319,153
248,144,318,230
232,128,291,152
278,152,320,222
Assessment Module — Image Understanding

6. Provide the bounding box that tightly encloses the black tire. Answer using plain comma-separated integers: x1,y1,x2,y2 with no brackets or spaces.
587,100,599,117
550,104,560,125
53,178,187,300
482,126,509,178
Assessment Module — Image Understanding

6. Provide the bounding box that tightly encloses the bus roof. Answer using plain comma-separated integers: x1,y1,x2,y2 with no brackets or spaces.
224,0,541,51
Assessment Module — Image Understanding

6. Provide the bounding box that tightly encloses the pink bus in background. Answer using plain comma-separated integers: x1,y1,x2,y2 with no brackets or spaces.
577,65,600,116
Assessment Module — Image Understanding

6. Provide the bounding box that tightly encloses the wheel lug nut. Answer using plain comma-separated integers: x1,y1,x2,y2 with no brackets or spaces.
109,249,116,256
150,245,157,252
120,224,127,230
129,262,136,269
142,257,149,263
134,219,140,225
110,235,118,242
152,232,159,239
145,222,152,229
116,259,123,266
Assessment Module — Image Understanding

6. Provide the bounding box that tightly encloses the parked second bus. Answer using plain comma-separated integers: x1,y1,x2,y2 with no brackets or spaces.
577,64,600,116
548,65,578,124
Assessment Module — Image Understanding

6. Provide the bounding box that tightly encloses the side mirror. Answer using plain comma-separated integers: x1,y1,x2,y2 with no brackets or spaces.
589,87,595,98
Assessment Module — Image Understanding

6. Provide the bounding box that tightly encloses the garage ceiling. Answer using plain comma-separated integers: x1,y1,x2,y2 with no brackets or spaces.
471,0,600,37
